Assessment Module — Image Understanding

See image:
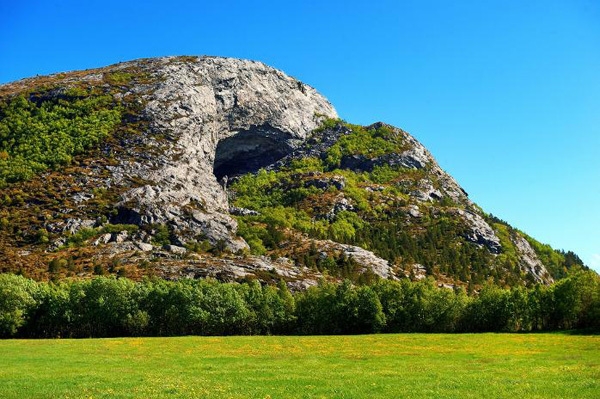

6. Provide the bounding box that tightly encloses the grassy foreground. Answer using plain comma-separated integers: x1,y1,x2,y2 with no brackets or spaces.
0,333,598,398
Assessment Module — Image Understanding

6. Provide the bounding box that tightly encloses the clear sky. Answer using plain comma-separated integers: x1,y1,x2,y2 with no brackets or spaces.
1,0,599,272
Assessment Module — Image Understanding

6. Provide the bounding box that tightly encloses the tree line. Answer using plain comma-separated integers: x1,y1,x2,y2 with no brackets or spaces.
0,271,598,338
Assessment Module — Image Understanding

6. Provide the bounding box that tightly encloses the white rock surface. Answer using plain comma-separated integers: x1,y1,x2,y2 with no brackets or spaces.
317,239,394,279
453,209,502,254
513,234,553,284
109,56,337,250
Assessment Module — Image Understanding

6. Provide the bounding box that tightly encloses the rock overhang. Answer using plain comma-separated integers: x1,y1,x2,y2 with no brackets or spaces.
114,56,338,249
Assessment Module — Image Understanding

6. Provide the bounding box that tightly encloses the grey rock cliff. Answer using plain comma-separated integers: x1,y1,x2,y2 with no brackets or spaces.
513,234,553,284
108,56,337,250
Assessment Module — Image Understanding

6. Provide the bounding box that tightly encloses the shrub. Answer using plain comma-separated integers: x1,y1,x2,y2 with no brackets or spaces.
0,88,122,186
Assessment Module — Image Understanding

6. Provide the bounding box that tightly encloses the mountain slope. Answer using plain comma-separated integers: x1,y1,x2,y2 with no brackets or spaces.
0,56,586,286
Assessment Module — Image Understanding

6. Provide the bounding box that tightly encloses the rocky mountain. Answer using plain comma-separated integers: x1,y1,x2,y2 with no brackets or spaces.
0,56,586,288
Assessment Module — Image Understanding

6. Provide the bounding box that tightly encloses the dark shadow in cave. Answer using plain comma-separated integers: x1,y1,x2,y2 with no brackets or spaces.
213,125,293,180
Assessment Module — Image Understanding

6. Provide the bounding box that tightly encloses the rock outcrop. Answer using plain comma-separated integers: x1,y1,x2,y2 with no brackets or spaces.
451,209,502,254
105,57,337,250
513,235,553,284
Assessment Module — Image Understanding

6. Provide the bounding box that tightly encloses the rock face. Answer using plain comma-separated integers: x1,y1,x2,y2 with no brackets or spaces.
308,239,392,279
451,209,501,254
513,235,553,284
107,57,337,250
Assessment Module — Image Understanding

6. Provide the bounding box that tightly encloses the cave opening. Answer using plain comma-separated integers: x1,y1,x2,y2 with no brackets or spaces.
213,126,293,181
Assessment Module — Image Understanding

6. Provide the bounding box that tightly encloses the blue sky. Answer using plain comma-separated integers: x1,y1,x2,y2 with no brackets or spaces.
1,0,599,272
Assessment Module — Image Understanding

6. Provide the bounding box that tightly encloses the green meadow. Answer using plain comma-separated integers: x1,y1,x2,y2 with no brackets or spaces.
0,333,598,398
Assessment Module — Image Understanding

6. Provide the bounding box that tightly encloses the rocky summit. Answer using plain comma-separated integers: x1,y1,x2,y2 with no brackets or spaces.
0,56,586,287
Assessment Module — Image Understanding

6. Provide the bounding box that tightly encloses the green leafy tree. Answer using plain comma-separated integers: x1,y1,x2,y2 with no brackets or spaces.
0,274,38,337
196,281,251,335
68,277,137,337
462,283,512,332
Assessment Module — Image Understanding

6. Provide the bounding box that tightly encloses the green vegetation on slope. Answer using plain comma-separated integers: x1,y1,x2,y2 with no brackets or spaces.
486,213,587,281
230,121,584,286
0,66,161,277
0,334,598,398
324,122,408,168
0,87,122,186
526,237,585,280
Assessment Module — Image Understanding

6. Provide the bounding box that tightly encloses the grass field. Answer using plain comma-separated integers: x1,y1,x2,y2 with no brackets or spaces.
0,333,598,398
